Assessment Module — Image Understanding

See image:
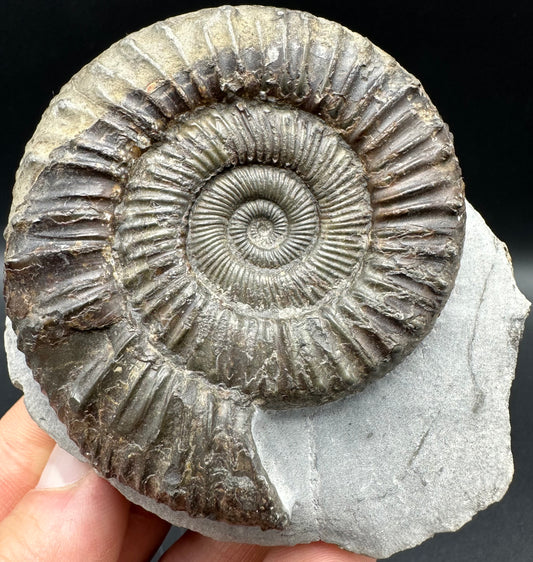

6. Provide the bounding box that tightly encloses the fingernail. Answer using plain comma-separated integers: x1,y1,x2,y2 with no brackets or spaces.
36,444,93,489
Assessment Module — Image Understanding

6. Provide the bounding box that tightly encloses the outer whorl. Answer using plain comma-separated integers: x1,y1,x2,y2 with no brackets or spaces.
4,6,465,529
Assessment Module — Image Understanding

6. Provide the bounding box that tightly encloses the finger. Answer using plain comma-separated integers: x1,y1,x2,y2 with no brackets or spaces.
263,541,376,561
118,504,171,562
0,445,130,562
0,398,55,520
161,531,269,562
162,531,375,562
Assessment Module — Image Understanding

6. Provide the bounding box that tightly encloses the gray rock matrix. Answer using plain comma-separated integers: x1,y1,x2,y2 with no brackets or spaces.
6,202,529,558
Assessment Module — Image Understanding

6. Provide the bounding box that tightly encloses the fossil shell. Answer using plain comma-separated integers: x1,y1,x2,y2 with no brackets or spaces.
4,6,465,529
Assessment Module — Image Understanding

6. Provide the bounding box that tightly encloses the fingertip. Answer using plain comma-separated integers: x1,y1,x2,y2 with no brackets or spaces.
36,445,92,490
0,469,130,562
265,541,376,562
0,398,53,452
0,398,55,520
161,533,375,562
161,531,268,562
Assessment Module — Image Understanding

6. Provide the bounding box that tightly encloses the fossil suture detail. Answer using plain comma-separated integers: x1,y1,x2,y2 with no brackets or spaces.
4,6,465,529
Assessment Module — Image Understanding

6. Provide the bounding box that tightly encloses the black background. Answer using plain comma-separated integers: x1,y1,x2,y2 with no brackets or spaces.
0,1,531,560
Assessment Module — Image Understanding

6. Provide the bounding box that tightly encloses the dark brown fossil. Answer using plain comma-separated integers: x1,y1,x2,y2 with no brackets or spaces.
4,5,465,529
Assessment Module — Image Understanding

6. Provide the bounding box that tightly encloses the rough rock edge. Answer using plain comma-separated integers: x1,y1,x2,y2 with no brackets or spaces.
5,202,530,559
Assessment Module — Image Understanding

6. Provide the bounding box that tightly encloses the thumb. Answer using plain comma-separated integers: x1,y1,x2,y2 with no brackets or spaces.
0,445,130,562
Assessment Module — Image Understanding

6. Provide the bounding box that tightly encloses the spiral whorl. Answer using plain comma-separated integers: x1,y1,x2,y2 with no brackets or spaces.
4,5,465,529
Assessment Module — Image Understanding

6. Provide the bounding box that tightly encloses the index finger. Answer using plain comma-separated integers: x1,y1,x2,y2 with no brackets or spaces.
0,398,55,520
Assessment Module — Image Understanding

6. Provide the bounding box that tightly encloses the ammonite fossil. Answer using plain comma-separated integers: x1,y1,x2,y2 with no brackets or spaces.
5,5,465,529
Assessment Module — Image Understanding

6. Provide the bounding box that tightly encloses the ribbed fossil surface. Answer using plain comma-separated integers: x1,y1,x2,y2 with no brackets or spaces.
4,5,465,529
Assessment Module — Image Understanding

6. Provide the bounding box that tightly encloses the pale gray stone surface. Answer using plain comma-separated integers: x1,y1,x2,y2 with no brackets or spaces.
6,202,530,559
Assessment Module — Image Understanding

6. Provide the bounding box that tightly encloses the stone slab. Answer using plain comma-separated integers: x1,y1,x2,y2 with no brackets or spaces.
6,202,530,559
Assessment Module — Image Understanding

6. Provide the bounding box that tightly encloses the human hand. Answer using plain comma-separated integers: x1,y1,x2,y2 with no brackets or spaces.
0,399,375,562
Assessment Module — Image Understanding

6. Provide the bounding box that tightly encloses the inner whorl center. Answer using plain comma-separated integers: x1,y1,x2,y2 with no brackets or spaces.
248,217,283,249
231,198,288,251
